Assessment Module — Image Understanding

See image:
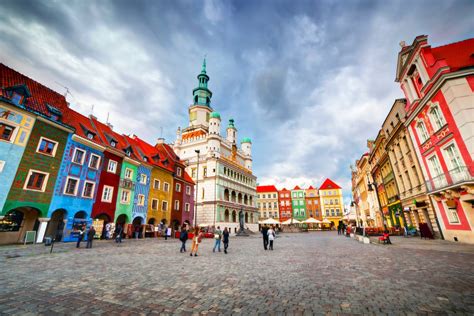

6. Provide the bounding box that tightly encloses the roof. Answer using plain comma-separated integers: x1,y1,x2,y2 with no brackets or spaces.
182,130,207,141
279,188,289,192
210,112,220,119
307,185,315,190
319,178,342,190
155,142,195,184
241,137,252,144
0,63,69,120
62,110,105,146
89,116,130,154
292,185,301,190
431,38,474,71
257,185,278,193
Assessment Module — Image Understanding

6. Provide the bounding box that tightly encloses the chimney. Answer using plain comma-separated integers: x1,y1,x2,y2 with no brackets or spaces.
156,138,165,145
107,123,114,130
89,114,97,120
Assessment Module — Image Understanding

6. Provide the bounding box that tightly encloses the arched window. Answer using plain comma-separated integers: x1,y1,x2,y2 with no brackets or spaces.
224,209,229,222
224,189,230,201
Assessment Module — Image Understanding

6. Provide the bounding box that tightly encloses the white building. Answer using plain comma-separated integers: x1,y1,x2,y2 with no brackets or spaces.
173,59,259,232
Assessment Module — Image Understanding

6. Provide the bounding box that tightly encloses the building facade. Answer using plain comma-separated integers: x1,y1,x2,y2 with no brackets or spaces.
396,36,474,243
305,186,321,220
278,188,292,222
290,186,306,221
319,179,344,227
173,60,258,231
382,98,441,237
256,185,279,220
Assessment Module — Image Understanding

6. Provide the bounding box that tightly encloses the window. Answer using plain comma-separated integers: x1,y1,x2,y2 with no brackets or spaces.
176,183,181,192
428,155,443,177
151,199,159,210
263,212,267,218
203,167,207,177
417,121,429,143
174,200,180,210
110,140,117,148
24,170,49,191
140,174,147,184
162,200,168,211
102,186,114,202
444,143,463,171
307,200,312,205
107,160,118,173
0,123,15,142
335,199,339,205
82,181,95,198
163,182,170,192
89,154,101,169
326,210,329,216
63,177,79,195
299,200,304,205
125,168,133,180
191,168,196,178
446,204,460,223
120,190,130,204
72,148,86,165
273,194,277,198
185,203,190,212
87,133,94,140
177,167,182,176
137,194,145,206
153,179,160,190
429,104,446,131
36,137,58,156
186,185,191,195
331,209,335,216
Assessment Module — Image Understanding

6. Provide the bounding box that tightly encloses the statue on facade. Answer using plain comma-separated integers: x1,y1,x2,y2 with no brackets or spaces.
236,209,249,237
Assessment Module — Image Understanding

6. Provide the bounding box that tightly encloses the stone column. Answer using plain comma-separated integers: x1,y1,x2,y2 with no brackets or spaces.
36,218,51,243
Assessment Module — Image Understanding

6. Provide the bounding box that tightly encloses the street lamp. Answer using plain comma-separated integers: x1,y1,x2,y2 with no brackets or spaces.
194,149,200,227
367,179,387,230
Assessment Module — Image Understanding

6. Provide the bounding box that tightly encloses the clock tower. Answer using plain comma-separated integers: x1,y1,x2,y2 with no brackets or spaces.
189,58,213,128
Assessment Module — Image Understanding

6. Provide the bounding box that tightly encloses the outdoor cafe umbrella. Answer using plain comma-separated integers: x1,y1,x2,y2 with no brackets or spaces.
322,219,332,224
259,218,280,225
303,218,322,224
281,218,301,225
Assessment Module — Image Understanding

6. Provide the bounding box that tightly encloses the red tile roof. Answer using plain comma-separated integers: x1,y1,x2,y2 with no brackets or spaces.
292,185,301,190
155,142,195,184
89,116,131,154
431,38,474,71
257,185,278,193
319,178,341,190
307,185,315,190
62,109,105,146
0,63,69,119
127,135,173,172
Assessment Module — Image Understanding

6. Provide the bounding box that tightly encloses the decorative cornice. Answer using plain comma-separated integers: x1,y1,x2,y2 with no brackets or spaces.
72,134,106,152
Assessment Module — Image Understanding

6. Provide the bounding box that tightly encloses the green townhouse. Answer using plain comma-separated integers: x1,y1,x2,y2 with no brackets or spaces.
291,186,306,221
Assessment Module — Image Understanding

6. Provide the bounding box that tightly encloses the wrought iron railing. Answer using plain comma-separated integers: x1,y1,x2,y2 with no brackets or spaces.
425,166,473,192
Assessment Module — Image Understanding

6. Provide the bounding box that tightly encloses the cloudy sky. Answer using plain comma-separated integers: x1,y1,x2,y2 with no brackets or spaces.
1,0,473,203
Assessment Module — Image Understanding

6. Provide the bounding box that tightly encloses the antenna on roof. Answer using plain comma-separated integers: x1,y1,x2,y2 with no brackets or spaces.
106,112,110,124
55,81,74,100
90,104,95,115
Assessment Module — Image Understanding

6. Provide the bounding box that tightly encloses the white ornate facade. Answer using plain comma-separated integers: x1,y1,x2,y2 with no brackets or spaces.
173,60,259,231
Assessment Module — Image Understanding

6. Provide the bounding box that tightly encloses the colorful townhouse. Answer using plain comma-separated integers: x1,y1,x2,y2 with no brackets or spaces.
319,178,344,228
291,186,306,221
278,188,292,222
395,36,474,243
45,109,106,242
0,64,72,244
305,186,321,220
257,185,279,220
124,135,151,230
129,136,174,227
89,116,124,234
157,140,195,230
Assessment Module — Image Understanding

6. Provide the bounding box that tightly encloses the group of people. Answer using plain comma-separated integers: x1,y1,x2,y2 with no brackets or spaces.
178,225,230,256
75,224,96,249
260,225,276,250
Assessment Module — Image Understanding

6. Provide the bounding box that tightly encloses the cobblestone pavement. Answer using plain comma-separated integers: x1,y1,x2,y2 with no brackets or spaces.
1,232,473,315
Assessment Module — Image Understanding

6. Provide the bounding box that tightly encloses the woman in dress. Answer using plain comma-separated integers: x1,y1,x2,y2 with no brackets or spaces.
190,227,203,257
267,226,276,250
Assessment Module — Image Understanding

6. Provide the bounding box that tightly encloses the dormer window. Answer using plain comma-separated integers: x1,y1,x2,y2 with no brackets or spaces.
46,104,63,121
143,157,148,162
110,141,117,147
87,133,94,140
126,151,131,157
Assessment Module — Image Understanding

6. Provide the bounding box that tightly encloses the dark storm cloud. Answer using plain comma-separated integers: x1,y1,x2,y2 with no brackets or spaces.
1,0,473,202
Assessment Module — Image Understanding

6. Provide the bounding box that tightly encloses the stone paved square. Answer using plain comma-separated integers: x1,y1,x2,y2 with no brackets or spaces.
1,232,474,315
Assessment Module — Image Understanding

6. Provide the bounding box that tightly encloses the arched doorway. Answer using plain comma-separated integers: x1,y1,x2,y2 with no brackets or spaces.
250,213,254,223
148,218,156,225
132,217,144,238
46,209,67,242
224,209,229,222
0,207,40,244
95,213,111,239
232,210,237,222
172,219,180,232
245,212,249,223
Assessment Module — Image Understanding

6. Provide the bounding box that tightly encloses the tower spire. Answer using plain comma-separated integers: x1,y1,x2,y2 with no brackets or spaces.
192,57,212,107
201,55,207,74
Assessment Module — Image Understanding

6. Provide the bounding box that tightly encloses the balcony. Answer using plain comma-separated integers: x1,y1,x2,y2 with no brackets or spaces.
425,166,473,192
120,179,135,190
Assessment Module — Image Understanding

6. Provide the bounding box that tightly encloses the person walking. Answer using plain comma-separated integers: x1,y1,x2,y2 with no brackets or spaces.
163,224,168,240
134,224,141,239
179,225,188,253
190,227,203,257
76,224,86,248
115,224,123,244
105,223,111,240
223,227,230,254
213,226,222,252
86,225,96,249
268,226,275,250
261,225,269,250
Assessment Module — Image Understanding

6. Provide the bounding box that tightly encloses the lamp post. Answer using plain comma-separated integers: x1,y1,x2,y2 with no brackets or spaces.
367,179,387,230
194,150,200,227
